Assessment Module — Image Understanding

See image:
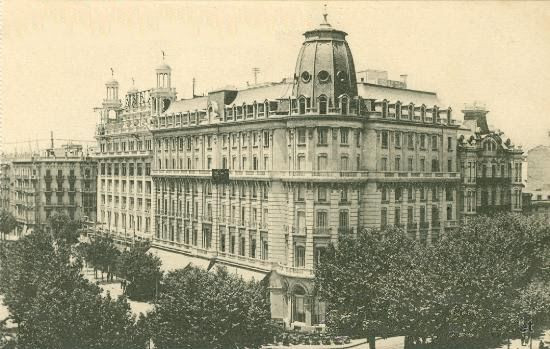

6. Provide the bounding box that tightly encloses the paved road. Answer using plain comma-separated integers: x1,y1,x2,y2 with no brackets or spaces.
354,336,405,349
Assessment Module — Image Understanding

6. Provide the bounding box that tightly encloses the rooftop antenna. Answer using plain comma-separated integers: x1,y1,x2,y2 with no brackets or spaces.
192,78,196,98
252,67,260,85
161,50,166,61
110,67,114,77
132,77,135,86
50,131,54,149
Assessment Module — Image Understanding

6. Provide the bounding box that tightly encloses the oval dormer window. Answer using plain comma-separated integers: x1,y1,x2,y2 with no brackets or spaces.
336,71,347,83
301,71,311,83
318,70,330,83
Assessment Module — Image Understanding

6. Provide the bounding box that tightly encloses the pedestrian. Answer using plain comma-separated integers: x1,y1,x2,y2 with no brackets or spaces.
539,340,545,349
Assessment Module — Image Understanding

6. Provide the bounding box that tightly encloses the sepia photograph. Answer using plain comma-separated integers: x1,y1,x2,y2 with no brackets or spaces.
1,1,550,348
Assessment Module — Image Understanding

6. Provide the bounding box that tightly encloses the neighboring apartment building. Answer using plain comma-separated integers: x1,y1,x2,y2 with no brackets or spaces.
0,162,11,211
4,144,97,235
94,15,524,329
524,137,550,222
456,103,524,220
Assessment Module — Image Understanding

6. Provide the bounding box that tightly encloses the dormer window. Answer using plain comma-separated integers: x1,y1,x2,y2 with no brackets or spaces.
301,71,311,83
299,97,307,114
432,106,439,121
319,95,328,115
395,102,402,119
420,105,426,119
381,100,388,118
318,70,330,83
408,103,414,119
340,95,349,115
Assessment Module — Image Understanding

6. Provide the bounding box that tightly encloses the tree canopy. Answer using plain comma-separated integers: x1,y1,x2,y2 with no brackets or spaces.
315,213,550,348
0,210,16,240
147,266,278,349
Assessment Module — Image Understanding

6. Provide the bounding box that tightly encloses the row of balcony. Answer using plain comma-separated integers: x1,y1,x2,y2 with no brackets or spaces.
96,150,152,158
152,169,460,181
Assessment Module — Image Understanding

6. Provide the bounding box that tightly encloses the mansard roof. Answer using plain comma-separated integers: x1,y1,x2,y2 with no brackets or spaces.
230,82,293,106
357,83,440,106
164,96,209,114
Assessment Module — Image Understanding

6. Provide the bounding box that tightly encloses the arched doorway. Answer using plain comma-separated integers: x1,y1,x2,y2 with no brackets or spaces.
291,285,307,323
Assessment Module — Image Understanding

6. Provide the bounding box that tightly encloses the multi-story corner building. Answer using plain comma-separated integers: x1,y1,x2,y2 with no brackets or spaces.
94,15,525,329
5,144,97,235
148,16,461,329
0,162,11,211
456,103,524,219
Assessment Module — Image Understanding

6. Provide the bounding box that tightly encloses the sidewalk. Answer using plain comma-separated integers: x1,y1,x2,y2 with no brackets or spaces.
81,267,154,316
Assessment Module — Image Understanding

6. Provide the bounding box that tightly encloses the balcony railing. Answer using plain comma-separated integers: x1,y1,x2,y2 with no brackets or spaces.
315,227,331,235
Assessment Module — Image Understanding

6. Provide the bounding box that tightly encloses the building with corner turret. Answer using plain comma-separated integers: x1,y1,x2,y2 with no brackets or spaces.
93,12,526,330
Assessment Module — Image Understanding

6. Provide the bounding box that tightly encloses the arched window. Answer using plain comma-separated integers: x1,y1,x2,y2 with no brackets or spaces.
319,95,328,115
382,100,388,118
299,97,306,114
395,102,402,118
340,95,349,115
292,285,307,323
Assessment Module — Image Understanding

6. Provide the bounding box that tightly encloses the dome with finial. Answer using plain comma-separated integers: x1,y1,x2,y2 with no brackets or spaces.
292,5,357,103
106,68,119,86
156,62,171,71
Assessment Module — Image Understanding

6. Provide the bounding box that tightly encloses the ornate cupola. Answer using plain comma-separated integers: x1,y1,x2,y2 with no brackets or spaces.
292,7,357,114
151,51,177,116
102,68,122,122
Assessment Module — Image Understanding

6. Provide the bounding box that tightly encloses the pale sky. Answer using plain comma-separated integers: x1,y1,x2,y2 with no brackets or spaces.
3,1,550,152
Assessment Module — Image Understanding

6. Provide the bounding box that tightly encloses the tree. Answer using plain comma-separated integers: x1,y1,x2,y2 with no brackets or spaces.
116,241,162,301
384,213,550,348
314,226,416,349
0,210,16,240
84,236,120,281
0,230,146,349
47,212,81,245
0,230,66,322
147,266,278,349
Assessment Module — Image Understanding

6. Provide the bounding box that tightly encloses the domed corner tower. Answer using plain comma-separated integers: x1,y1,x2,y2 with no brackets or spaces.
292,10,358,113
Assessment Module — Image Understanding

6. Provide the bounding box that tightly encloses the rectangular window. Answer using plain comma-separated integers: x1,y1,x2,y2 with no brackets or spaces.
381,131,388,149
318,187,327,202
316,211,328,228
317,155,328,171
408,158,413,171
395,133,401,148
408,133,414,150
318,128,328,145
447,136,452,151
381,158,388,171
431,159,439,172
407,206,414,223
263,131,270,147
298,129,306,144
395,157,401,171
395,207,401,225
432,135,438,150
381,208,387,228
447,159,453,172
340,128,349,144
420,135,426,149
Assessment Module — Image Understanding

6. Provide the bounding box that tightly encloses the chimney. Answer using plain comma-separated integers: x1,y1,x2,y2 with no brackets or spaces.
400,74,408,88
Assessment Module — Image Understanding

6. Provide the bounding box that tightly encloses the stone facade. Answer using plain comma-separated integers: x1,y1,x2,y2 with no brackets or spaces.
93,15,522,330
1,144,97,235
